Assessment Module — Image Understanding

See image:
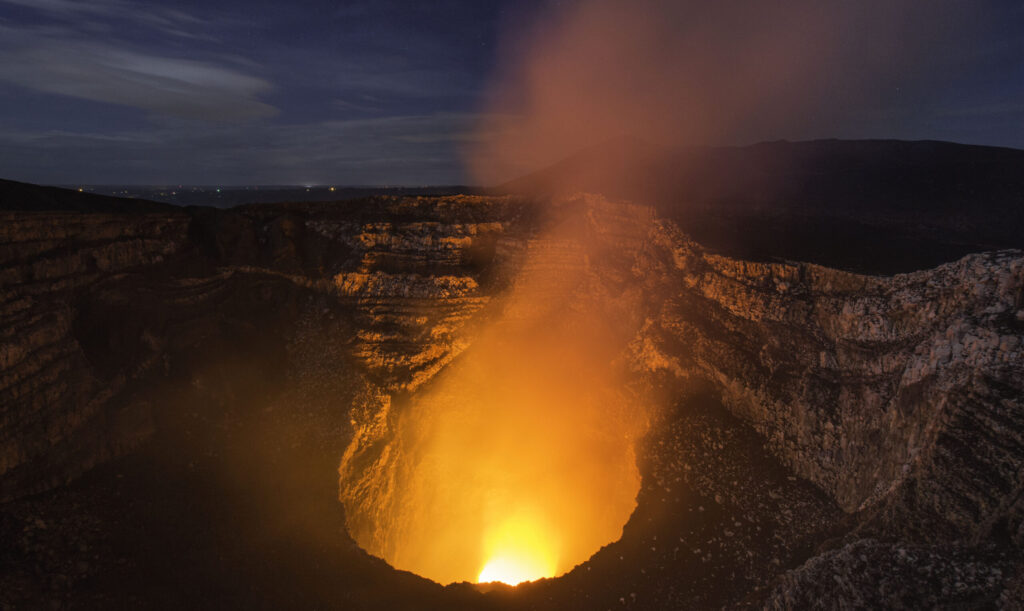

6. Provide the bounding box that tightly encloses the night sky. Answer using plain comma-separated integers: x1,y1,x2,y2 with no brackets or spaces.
0,0,1022,186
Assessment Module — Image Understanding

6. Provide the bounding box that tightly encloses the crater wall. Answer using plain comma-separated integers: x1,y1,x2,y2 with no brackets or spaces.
632,219,1024,543
1,194,1022,559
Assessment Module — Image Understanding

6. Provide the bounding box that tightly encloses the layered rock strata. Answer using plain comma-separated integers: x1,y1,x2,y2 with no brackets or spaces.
335,194,1024,595
0,197,528,500
0,211,190,498
631,221,1024,543
1,192,1022,604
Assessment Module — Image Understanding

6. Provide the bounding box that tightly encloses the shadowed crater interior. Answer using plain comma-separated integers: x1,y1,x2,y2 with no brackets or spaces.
2,170,1024,608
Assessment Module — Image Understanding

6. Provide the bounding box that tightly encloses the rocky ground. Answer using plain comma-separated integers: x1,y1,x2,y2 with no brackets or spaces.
1,186,1022,608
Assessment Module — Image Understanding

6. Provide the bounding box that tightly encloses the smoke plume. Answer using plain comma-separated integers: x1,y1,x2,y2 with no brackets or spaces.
467,0,980,186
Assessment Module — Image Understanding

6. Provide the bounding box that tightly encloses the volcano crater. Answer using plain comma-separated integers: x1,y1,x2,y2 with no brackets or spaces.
1,192,1023,609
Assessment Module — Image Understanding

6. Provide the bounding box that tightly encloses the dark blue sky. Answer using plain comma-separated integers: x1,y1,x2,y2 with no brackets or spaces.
0,0,1021,186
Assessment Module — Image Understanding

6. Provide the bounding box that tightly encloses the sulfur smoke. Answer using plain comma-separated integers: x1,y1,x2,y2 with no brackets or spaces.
342,0,986,585
466,0,982,186
352,199,656,585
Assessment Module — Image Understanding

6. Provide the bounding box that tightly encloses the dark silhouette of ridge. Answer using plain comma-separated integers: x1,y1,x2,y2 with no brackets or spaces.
0,179,176,213
498,138,1024,273
4,138,1023,273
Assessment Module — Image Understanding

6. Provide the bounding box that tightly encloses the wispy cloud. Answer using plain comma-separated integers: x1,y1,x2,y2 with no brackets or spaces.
0,24,276,120
0,0,209,38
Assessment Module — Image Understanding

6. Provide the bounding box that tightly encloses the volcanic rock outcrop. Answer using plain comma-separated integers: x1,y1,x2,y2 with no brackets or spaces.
1,187,1022,607
631,222,1024,544
0,196,522,501
0,211,190,498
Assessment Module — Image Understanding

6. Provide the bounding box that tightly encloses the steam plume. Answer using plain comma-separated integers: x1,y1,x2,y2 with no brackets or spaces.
467,0,980,186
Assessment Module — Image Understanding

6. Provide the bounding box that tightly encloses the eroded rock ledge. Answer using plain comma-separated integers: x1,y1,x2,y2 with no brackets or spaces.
1,194,1022,605
0,196,527,499
632,221,1024,544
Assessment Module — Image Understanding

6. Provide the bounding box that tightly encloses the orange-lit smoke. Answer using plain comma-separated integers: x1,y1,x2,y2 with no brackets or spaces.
360,204,652,585
466,0,972,187
345,1,977,585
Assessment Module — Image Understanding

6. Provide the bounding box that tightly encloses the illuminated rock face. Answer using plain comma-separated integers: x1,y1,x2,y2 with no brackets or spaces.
338,198,655,584
335,195,1024,582
631,223,1024,543
0,196,524,501
1,192,1022,599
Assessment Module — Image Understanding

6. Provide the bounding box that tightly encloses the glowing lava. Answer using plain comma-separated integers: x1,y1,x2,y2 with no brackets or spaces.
477,512,558,585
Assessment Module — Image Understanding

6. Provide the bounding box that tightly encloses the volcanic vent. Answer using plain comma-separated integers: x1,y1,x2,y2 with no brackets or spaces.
2,187,1023,608
332,192,1024,603
338,198,657,585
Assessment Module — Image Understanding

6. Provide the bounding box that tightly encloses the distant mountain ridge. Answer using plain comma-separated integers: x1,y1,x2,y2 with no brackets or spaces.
0,178,176,213
4,138,1023,273
0,179,477,210
498,138,1024,272
499,138,1024,210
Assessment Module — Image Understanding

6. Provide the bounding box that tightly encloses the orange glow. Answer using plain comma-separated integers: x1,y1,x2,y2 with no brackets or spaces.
477,510,558,584
374,321,645,585
341,210,651,585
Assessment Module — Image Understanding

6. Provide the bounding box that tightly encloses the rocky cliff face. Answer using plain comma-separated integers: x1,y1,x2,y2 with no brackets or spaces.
631,220,1024,545
0,211,190,498
0,196,528,501
1,192,1022,606
334,194,1024,603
